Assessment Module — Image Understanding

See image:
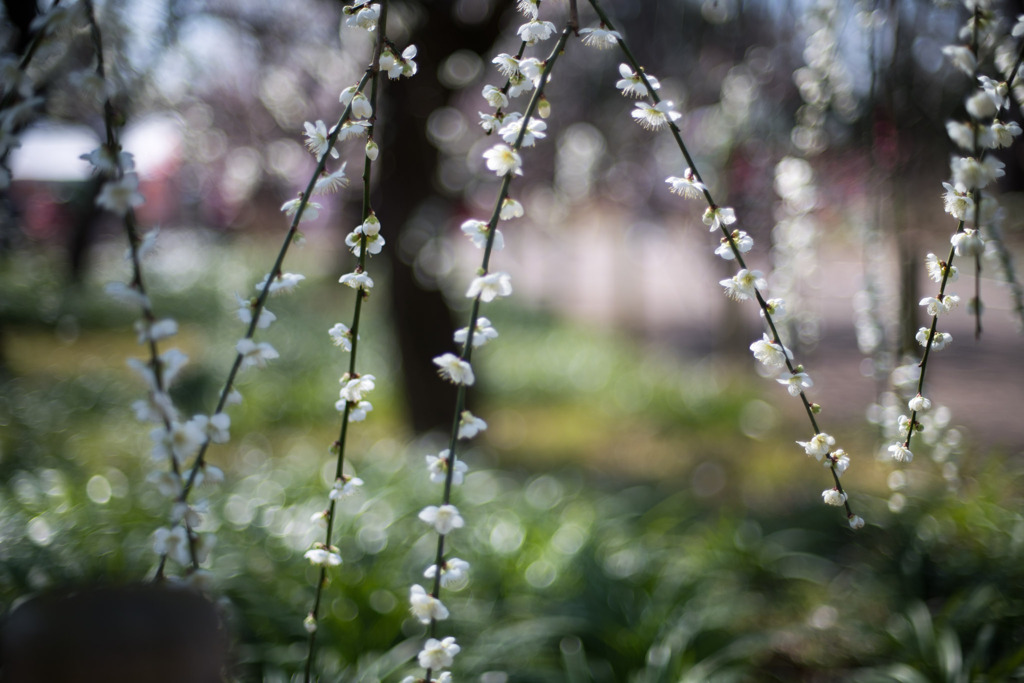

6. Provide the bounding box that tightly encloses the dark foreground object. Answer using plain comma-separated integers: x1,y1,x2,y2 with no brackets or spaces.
1,584,228,683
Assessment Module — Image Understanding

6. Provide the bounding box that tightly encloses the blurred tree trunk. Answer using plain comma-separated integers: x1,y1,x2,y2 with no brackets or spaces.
374,0,503,432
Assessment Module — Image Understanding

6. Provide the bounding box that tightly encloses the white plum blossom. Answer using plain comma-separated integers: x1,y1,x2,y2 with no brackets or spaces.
427,450,468,485
951,228,984,257
483,144,523,176
336,121,369,141
305,546,342,567
339,374,376,403
908,395,932,413
314,164,349,194
96,174,145,215
339,270,374,290
482,84,509,109
365,139,379,160
579,25,621,49
951,155,1004,189
942,45,976,75
702,206,737,231
750,334,792,367
925,253,958,283
458,410,488,439
916,327,952,350
424,558,470,590
479,112,502,133
344,2,380,31
493,53,520,78
235,294,276,329
255,272,305,295
919,295,959,316
777,371,813,397
822,489,847,506
499,115,547,147
830,449,850,476
80,146,134,176
135,318,178,344
719,269,766,301
345,215,385,257
329,322,354,351
417,636,460,671
665,169,706,199
517,0,539,18
797,432,836,460
236,338,279,369
419,504,465,535
410,584,449,624
280,198,322,223
329,476,364,499
350,93,373,119
433,353,475,385
467,272,512,302
454,317,498,348
303,120,338,161
616,63,660,98
888,442,913,463
461,219,504,251
941,182,973,220
153,526,191,565
631,100,681,130
715,230,754,260
346,400,373,422
106,281,149,308
517,19,556,44
989,120,1021,147
500,198,524,220
849,515,866,530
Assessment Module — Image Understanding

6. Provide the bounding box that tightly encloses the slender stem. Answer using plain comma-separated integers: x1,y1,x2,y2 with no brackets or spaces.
589,0,855,518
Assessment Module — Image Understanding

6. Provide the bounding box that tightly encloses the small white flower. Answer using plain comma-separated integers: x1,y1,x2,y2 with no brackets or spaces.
346,400,373,422
433,353,475,385
339,85,358,105
908,395,932,413
135,318,178,344
942,45,976,75
339,271,374,290
303,120,339,161
345,216,386,256
467,272,513,302
821,488,847,506
848,515,865,530
517,0,539,19
329,323,354,351
888,442,913,463
207,413,230,444
427,450,469,485
916,327,952,350
501,197,525,220
919,295,959,316
719,269,766,302
492,53,520,78
418,504,465,535
989,120,1021,148
941,182,973,221
304,546,342,567
458,410,488,439
517,19,556,44
454,317,499,348
499,115,547,147
777,371,812,397
256,272,305,296
925,253,958,283
105,281,150,308
410,584,449,624
424,557,471,590
715,230,754,260
951,155,1004,190
339,374,376,403
579,25,621,49
631,100,681,130
479,112,502,133
96,174,145,215
365,138,379,161
951,228,984,257
702,206,737,231
280,198,322,223
314,164,349,194
303,614,317,634
235,294,275,329
336,121,369,141
796,432,835,460
344,2,380,31
236,338,279,369
749,334,792,368
830,449,850,476
616,63,660,98
153,526,191,566
482,84,509,109
461,219,504,251
418,636,460,671
329,476,364,499
665,169,706,199
483,144,523,176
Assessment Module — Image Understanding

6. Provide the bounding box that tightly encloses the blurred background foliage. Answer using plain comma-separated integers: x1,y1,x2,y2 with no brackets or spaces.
2,0,1024,681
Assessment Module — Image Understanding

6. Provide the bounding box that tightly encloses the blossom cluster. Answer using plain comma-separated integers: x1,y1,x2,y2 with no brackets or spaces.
886,0,1024,472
